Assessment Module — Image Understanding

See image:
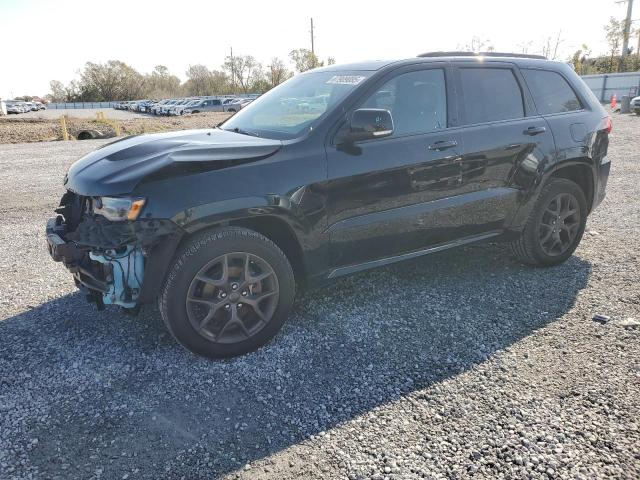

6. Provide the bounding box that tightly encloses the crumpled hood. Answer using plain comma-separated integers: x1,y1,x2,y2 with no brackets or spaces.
65,128,282,196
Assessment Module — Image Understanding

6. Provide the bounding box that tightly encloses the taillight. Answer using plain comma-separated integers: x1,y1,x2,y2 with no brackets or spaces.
603,116,612,134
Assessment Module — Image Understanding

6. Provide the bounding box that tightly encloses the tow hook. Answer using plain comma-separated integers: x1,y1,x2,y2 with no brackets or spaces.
89,246,144,308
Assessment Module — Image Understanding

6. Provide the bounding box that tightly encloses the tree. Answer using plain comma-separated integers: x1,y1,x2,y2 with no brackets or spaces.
49,80,67,102
570,44,594,75
146,65,181,98
223,54,262,93
517,41,533,54
64,80,82,102
458,36,494,52
78,60,145,101
605,17,623,72
267,57,291,88
541,31,563,60
289,48,324,72
185,64,212,96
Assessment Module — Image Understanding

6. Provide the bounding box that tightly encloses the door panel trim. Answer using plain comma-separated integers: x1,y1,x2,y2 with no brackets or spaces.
327,230,501,278
327,186,516,233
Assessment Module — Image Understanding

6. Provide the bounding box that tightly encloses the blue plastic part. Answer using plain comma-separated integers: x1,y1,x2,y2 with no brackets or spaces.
89,246,145,308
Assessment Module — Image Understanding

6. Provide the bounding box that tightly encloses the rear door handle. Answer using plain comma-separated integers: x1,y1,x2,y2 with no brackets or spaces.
428,140,458,151
523,126,546,136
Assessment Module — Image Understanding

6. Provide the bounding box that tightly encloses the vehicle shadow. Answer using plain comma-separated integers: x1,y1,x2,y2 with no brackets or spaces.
0,243,591,479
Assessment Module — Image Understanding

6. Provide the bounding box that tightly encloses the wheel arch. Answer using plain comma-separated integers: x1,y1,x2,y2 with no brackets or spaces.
179,211,308,287
228,216,306,285
551,160,595,213
508,157,596,231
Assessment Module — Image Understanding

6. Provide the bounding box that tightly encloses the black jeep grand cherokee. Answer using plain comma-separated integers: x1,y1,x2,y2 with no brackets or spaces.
47,52,611,358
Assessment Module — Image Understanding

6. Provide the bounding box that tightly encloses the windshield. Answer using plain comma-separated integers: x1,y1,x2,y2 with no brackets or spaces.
221,70,372,140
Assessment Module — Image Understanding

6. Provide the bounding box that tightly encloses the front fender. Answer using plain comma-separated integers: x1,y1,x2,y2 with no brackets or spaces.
171,194,314,236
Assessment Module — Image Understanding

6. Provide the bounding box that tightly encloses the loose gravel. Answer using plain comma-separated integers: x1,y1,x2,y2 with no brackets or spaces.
0,114,639,480
0,111,231,144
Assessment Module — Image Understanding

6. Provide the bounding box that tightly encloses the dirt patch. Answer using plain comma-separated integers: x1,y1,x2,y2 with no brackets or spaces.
0,112,232,144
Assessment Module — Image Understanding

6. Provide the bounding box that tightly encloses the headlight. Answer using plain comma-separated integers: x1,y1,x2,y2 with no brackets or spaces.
94,197,146,221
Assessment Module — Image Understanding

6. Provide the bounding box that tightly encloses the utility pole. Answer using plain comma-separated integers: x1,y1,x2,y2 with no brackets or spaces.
620,0,634,70
310,18,315,55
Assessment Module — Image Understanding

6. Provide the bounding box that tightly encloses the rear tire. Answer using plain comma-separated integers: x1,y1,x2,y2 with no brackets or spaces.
510,178,587,266
159,227,295,358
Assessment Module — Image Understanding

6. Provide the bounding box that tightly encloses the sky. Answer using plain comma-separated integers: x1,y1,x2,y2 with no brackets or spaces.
0,0,632,99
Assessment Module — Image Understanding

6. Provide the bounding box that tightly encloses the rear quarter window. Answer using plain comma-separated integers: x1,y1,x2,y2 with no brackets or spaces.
459,67,524,124
521,69,582,115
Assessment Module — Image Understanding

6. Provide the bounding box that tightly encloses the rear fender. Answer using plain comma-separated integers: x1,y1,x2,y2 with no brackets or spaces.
508,157,595,230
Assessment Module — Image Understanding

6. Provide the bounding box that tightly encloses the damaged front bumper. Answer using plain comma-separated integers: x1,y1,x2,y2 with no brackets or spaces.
46,211,183,310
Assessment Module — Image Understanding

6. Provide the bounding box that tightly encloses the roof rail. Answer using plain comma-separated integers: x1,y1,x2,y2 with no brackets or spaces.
417,51,547,60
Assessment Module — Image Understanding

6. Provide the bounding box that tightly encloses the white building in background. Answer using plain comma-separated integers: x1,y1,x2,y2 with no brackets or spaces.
0,98,6,116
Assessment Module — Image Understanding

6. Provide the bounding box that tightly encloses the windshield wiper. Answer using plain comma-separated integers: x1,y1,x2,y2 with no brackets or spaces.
228,127,260,137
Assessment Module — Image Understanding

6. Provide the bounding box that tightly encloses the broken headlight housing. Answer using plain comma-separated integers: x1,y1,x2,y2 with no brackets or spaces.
93,197,146,222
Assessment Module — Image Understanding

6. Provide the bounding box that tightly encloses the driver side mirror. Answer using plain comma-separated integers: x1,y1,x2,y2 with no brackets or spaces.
349,108,394,141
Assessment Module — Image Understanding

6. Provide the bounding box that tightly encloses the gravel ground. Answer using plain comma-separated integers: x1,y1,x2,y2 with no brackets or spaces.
0,112,231,144
0,114,639,480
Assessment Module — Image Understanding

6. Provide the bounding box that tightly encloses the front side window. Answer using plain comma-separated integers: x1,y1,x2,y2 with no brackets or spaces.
359,69,447,136
521,69,582,114
460,68,524,124
221,70,373,140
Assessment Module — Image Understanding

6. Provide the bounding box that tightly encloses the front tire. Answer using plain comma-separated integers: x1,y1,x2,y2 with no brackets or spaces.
159,227,295,358
510,178,587,266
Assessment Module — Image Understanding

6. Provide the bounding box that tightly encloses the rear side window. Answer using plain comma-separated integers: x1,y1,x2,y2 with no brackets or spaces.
521,69,582,114
460,68,524,124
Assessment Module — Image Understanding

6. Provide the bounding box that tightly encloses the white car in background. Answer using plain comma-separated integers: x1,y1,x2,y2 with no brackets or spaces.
631,95,640,115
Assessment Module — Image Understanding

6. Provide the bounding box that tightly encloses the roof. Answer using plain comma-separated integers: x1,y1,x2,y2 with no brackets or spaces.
308,53,563,73
311,60,399,72
418,51,547,60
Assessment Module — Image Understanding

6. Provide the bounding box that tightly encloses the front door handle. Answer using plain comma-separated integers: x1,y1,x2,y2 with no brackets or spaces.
428,140,458,151
523,126,546,136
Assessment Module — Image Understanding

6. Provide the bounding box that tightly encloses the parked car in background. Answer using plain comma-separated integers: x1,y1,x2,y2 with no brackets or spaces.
129,101,144,112
149,99,170,115
224,98,253,112
134,100,153,113
34,101,46,110
631,95,640,115
172,99,200,115
182,97,225,114
6,102,21,114
160,99,183,115
168,99,195,115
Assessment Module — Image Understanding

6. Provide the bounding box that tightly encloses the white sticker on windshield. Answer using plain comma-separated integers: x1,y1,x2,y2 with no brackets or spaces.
326,75,366,85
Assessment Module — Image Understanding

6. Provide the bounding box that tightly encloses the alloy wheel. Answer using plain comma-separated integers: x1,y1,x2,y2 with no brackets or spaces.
538,192,581,256
185,252,279,344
